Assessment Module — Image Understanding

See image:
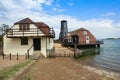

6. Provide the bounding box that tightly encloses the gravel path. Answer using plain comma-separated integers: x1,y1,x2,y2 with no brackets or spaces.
20,57,114,80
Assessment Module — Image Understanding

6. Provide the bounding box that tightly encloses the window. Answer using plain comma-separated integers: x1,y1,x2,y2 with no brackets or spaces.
68,39,73,42
86,36,89,40
19,24,29,31
83,31,87,35
21,37,28,45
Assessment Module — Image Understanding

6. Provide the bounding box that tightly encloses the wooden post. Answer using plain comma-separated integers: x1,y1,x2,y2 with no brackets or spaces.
17,53,19,60
25,53,27,59
64,51,65,57
2,54,4,59
28,53,29,59
60,53,61,57
37,28,38,36
27,50,29,59
74,44,77,58
9,53,11,60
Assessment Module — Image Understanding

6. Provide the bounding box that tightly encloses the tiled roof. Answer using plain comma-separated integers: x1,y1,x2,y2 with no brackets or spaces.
15,18,34,24
14,18,53,37
34,22,51,36
69,28,88,35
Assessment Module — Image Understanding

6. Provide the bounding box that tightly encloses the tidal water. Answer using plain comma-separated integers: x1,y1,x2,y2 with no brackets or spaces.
77,39,120,73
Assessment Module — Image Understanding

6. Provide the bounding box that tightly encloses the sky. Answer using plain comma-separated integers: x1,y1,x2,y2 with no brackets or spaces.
0,0,120,39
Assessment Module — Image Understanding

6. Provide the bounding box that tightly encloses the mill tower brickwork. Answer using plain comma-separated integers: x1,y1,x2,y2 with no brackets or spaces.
59,20,68,42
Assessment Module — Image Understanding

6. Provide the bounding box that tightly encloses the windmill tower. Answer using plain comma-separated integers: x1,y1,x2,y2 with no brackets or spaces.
59,20,68,42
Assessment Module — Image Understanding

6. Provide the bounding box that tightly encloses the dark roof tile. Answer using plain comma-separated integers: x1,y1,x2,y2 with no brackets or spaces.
14,18,54,37
15,18,34,24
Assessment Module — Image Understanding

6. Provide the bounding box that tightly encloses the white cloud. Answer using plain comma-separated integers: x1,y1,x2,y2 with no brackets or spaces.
0,0,120,39
101,12,116,17
52,7,67,12
67,2,74,6
30,15,120,39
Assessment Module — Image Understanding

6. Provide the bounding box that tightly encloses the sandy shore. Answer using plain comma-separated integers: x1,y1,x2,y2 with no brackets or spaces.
20,57,118,80
54,43,120,80
19,43,120,80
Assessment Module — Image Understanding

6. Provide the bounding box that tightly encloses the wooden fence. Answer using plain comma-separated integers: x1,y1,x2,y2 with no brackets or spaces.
0,53,29,60
47,47,74,57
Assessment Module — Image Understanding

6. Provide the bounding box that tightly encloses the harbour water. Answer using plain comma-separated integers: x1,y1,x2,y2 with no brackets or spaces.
77,39,120,73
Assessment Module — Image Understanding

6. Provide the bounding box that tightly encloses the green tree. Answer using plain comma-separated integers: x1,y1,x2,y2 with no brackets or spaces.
0,24,9,35
0,24,9,48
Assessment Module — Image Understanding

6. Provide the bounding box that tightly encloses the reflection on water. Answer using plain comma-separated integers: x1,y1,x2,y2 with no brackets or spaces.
76,39,120,73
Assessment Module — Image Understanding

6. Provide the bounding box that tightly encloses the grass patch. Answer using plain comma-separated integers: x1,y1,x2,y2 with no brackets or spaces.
0,60,31,80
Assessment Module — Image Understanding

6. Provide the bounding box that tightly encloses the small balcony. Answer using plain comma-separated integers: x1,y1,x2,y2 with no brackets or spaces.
6,28,55,38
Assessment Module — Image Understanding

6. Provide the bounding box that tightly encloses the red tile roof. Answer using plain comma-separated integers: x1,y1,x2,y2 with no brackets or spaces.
15,18,34,24
34,22,51,36
14,18,54,37
69,28,88,35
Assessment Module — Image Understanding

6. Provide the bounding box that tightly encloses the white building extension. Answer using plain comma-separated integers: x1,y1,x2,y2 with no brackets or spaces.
3,18,55,57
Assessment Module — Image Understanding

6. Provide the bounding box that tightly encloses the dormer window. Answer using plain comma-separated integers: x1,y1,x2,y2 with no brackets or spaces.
19,24,29,31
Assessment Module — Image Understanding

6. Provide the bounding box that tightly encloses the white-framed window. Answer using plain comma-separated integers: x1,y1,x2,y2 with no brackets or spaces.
21,37,28,45
19,24,29,31
68,39,73,42
83,31,87,35
86,36,89,40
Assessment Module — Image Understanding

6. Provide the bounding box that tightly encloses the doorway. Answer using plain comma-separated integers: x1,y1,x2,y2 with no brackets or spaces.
33,38,41,50
86,36,90,44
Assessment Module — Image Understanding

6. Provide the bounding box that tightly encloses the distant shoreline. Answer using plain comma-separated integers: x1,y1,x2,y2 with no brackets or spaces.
104,38,120,40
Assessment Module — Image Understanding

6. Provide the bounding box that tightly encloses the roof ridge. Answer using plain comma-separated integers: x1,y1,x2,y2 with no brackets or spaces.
15,17,34,24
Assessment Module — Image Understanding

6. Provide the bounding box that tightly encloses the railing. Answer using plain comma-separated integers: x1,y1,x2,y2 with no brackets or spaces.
47,47,55,57
27,44,33,59
63,40,104,46
6,28,55,38
96,41,104,44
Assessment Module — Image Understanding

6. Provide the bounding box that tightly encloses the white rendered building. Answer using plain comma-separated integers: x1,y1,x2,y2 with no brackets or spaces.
3,18,55,57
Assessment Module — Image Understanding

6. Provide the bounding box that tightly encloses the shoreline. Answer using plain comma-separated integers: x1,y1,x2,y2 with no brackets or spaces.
72,57,120,80
54,43,120,80
19,57,119,80
74,55,120,74
83,65,120,80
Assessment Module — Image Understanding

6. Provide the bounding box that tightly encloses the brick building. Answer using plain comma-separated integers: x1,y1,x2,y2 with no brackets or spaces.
62,28,103,47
